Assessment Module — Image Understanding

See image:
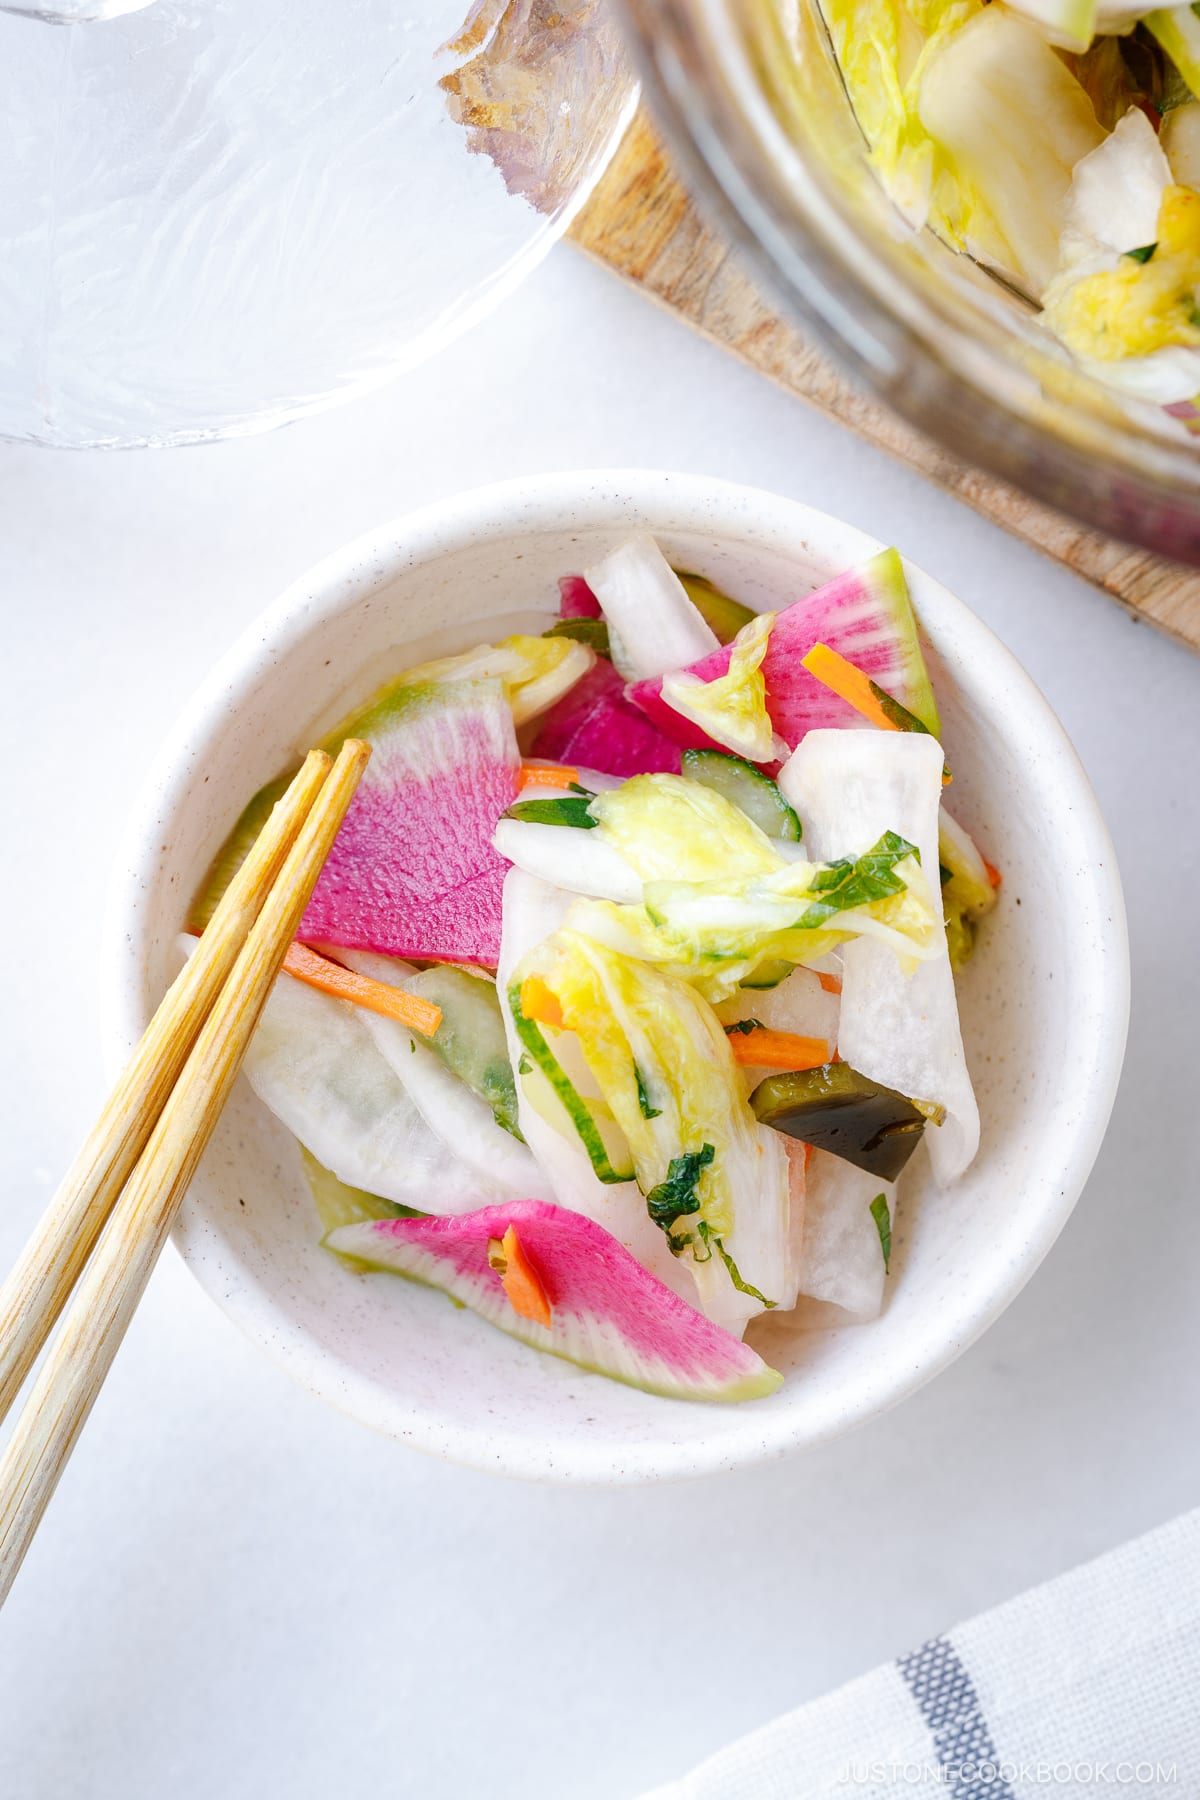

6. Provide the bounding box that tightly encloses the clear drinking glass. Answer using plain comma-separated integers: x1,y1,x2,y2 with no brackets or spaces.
622,0,1200,560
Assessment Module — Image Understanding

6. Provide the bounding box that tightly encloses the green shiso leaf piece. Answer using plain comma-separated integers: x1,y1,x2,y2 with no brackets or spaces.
645,1143,715,1235
865,678,950,779
635,1065,663,1120
869,1193,892,1272
789,831,919,932
697,1221,777,1308
504,794,598,829
870,680,932,735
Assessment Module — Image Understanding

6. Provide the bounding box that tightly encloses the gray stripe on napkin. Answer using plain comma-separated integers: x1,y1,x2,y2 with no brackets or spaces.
897,1636,1015,1799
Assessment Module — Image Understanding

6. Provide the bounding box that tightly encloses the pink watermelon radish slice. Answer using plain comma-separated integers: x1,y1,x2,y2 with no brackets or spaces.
558,575,602,619
529,659,682,778
299,677,519,965
627,549,940,757
328,1201,782,1402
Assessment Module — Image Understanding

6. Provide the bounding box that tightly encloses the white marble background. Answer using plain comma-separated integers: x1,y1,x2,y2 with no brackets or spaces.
1,243,1198,1800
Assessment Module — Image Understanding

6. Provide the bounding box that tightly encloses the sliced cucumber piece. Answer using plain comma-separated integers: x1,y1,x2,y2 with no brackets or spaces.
681,748,802,841
751,1063,944,1182
738,958,795,990
400,963,522,1139
508,985,635,1183
674,571,756,644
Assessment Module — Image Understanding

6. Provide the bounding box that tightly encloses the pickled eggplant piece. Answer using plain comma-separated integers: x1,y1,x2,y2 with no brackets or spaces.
750,1063,944,1182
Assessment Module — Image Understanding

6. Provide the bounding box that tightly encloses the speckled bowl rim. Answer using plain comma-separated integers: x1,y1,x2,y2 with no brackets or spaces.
101,472,1130,1483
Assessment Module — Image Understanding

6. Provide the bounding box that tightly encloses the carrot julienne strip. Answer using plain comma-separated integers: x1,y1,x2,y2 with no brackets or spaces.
726,1028,830,1071
801,642,894,731
488,1225,552,1327
518,761,579,793
283,942,442,1037
519,973,565,1031
801,643,951,783
816,971,843,996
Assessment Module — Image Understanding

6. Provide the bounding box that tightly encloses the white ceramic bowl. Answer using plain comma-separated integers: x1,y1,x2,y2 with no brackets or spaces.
103,472,1129,1483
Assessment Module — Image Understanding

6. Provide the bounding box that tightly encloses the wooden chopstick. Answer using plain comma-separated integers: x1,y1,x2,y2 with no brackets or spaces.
0,738,370,1605
0,748,333,1427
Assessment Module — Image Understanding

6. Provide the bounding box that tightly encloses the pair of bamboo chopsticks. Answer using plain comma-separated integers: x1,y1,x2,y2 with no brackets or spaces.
0,737,370,1606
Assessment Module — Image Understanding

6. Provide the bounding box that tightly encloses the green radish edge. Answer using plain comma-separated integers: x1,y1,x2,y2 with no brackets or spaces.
300,1148,424,1273
507,985,635,1184
630,549,941,753
680,748,802,841
1147,7,1200,98
189,775,288,931
328,1203,782,1403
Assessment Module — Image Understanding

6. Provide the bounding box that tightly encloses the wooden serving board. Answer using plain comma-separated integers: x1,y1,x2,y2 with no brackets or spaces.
569,112,1200,652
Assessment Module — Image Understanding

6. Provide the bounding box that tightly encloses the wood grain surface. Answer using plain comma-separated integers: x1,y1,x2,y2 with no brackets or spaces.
569,112,1200,652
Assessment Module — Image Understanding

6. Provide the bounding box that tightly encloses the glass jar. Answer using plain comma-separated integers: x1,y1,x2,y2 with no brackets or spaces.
623,0,1200,560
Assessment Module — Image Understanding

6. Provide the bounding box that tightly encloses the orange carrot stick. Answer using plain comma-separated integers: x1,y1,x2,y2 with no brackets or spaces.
984,858,1003,889
518,761,579,793
283,942,442,1037
727,1028,829,1071
488,1225,552,1327
519,973,565,1031
816,971,843,996
802,643,951,783
801,642,894,731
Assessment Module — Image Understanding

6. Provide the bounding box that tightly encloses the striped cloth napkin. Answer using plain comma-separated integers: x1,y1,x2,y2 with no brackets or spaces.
645,1510,1199,1798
